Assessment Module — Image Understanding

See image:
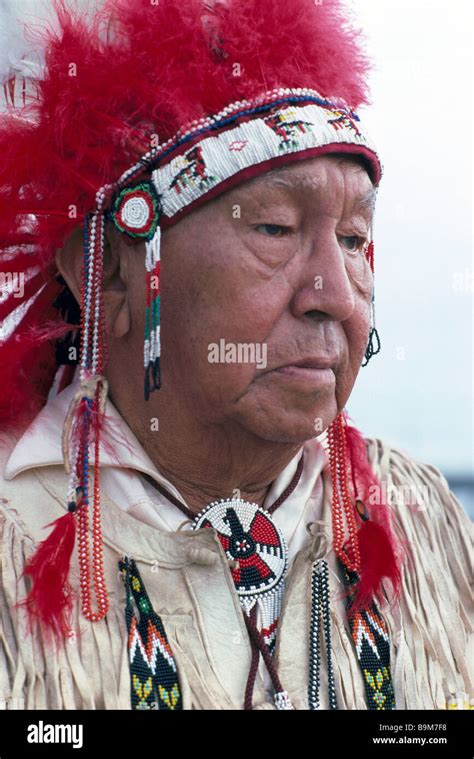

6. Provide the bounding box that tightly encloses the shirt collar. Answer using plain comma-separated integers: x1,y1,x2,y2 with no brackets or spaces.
4,379,170,486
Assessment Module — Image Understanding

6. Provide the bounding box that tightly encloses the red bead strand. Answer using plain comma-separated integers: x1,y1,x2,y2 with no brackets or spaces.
327,412,361,574
76,213,109,623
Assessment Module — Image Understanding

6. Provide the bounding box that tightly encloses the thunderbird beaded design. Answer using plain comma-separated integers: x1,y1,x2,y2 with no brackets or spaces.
192,500,287,597
169,144,217,195
192,498,288,654
263,108,316,151
326,108,362,136
119,556,182,710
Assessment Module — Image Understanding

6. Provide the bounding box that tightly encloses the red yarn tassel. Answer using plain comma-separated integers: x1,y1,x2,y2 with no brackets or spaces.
19,511,76,640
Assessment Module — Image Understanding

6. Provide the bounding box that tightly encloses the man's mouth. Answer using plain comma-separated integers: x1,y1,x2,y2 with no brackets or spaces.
259,356,338,387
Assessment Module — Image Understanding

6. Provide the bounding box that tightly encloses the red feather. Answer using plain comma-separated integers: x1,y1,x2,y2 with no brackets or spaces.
18,511,77,641
344,416,403,610
0,271,51,321
0,277,63,432
353,520,401,611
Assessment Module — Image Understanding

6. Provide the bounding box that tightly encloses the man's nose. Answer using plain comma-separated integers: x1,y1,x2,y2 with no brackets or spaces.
289,232,355,323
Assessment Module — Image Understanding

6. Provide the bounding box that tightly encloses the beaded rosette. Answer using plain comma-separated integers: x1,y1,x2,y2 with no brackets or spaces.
192,498,288,651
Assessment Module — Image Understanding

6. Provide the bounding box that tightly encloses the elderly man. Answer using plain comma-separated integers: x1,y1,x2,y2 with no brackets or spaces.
0,0,472,712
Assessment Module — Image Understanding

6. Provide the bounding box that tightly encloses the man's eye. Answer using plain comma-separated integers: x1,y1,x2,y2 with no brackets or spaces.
255,224,288,237
340,235,363,253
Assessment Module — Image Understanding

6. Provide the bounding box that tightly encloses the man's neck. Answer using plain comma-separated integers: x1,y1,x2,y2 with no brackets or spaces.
111,392,302,515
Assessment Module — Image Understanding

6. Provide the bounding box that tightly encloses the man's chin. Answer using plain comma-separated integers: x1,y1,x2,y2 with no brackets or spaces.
227,380,339,443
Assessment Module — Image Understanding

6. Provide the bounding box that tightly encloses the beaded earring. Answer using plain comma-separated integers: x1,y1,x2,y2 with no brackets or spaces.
111,180,163,399
362,240,381,367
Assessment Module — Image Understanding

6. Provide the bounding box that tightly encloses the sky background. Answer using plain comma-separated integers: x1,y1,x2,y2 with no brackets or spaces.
344,0,472,487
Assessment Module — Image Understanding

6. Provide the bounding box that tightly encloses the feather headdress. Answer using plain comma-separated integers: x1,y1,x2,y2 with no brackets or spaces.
0,0,400,638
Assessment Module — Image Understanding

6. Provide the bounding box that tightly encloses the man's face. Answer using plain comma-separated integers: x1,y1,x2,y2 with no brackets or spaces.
145,155,375,442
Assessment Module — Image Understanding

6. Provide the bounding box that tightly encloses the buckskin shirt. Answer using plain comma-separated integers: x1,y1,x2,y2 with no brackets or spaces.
0,380,472,710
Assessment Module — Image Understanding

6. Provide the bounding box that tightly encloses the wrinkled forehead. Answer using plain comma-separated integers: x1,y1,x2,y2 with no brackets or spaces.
231,155,377,215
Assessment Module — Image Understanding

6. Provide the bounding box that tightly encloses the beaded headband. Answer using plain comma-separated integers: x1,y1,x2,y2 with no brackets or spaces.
114,88,381,224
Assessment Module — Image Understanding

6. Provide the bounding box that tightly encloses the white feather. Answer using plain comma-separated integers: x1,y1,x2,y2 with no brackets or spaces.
0,0,56,84
0,0,102,111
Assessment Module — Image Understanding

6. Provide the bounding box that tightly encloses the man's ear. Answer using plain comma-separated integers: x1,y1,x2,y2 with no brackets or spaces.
55,226,84,305
55,223,133,339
